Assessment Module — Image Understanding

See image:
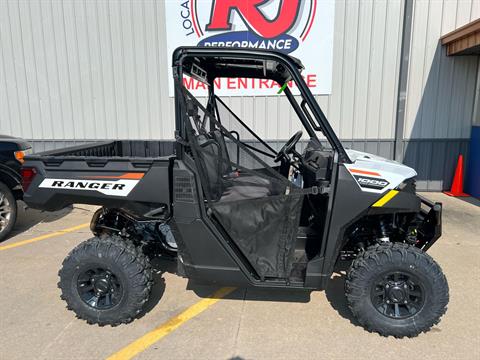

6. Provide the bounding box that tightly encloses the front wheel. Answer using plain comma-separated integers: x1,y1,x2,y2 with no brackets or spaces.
345,243,449,338
58,235,153,326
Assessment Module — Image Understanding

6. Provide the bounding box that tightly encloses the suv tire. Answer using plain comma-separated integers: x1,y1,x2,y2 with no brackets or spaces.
0,181,17,242
58,235,153,326
345,242,449,338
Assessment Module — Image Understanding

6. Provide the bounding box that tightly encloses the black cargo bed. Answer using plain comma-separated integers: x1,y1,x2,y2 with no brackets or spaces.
31,140,175,159
22,140,175,211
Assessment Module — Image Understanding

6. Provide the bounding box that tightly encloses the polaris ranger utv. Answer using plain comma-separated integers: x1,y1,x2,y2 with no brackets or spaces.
22,47,448,337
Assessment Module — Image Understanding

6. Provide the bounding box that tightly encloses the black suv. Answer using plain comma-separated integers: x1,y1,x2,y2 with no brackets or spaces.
0,135,32,240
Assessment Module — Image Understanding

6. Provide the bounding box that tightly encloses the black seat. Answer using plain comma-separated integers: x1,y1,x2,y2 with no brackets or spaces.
195,132,278,202
220,175,275,202
196,134,223,200
211,130,232,175
186,98,283,202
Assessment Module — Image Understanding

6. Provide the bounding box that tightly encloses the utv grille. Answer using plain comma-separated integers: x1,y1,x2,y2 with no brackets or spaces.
174,176,196,203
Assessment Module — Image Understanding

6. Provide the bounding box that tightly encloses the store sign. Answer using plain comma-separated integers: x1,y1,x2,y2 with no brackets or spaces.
165,0,334,96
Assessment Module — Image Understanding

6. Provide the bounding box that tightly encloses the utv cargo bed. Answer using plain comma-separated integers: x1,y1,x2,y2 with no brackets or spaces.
22,140,174,213
35,140,174,158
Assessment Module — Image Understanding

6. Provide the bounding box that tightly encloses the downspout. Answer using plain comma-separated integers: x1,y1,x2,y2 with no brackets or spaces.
393,0,414,162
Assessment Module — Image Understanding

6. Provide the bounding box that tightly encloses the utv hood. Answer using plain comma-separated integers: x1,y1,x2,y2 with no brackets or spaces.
344,149,417,194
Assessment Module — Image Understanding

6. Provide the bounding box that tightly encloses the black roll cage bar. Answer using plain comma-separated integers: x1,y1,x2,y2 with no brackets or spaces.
172,47,350,163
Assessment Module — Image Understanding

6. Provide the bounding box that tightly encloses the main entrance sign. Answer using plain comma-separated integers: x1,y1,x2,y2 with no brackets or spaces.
165,0,334,96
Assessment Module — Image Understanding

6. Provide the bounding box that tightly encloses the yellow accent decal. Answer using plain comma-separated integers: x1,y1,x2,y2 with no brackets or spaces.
372,190,399,207
107,287,236,360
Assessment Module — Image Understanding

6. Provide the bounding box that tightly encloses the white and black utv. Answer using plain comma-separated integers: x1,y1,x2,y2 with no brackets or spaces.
22,47,448,337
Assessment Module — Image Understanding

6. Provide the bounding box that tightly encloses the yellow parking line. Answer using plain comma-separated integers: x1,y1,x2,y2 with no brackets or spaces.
107,287,236,360
0,223,90,251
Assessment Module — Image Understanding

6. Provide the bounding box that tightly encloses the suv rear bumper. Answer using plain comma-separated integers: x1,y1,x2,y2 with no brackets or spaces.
417,195,442,251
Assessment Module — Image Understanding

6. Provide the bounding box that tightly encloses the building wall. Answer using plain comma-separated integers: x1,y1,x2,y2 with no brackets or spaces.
0,0,479,190
402,0,479,190
0,0,173,141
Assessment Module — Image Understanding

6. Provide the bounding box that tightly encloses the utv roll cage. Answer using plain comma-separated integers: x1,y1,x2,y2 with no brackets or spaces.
171,47,350,163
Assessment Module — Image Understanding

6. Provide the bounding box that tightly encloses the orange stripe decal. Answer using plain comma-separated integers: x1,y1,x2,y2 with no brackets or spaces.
115,173,145,179
84,173,145,180
349,168,381,177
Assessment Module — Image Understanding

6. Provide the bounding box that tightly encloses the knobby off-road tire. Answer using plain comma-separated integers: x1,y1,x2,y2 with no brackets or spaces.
0,181,17,242
58,235,153,326
345,243,449,338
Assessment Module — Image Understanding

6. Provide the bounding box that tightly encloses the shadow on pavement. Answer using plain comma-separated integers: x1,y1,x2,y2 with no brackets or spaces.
148,261,360,323
456,196,480,207
188,281,312,303
325,272,360,327
2,201,73,242
137,272,166,319
137,258,177,318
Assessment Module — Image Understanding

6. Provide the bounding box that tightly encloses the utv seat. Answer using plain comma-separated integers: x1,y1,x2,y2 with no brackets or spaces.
196,132,283,202
220,175,275,202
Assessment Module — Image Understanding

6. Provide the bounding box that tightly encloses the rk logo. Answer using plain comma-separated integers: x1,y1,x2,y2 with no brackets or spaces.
206,0,302,39
165,0,335,96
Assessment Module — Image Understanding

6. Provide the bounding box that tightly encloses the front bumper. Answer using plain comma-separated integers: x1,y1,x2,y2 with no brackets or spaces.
416,195,442,251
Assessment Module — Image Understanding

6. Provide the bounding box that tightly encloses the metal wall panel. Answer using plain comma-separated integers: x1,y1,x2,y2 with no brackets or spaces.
1,0,477,142
401,138,470,190
404,0,480,140
329,0,404,140
399,0,479,191
1,0,478,192
0,0,404,143
0,0,172,140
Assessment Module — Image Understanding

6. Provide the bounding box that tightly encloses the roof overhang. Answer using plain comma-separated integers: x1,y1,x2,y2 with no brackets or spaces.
441,18,480,56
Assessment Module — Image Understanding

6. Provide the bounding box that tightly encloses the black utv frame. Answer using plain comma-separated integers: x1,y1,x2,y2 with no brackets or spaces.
23,47,448,337
166,47,442,290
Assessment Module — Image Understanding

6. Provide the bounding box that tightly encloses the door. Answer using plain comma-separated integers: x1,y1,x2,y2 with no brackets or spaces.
178,86,309,280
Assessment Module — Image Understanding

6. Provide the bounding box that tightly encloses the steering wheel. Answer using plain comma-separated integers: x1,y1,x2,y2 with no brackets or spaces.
274,130,303,162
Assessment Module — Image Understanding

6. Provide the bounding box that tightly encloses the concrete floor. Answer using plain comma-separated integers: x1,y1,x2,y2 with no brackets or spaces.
0,193,479,360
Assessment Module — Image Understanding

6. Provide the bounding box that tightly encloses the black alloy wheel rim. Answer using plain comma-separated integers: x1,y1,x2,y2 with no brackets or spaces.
77,267,123,310
371,271,425,319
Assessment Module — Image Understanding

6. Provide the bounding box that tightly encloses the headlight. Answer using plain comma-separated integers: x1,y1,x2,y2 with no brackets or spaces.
14,148,33,164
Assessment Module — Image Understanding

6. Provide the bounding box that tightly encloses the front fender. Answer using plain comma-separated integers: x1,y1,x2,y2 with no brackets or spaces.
416,195,442,251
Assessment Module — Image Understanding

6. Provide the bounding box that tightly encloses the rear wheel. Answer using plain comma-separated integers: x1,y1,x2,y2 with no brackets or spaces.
345,243,449,337
0,181,17,242
58,235,153,326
